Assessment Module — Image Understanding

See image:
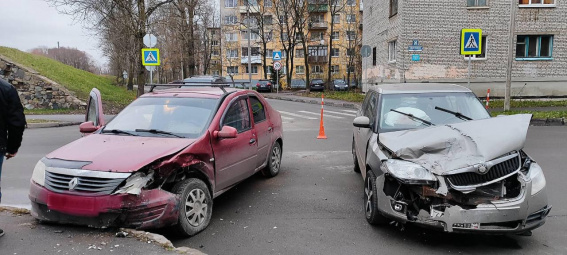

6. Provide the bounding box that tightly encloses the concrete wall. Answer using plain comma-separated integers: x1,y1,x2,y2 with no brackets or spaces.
0,56,86,110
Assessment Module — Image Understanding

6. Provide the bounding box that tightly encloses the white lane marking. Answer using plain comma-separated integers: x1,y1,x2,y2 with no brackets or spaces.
342,110,358,113
298,111,344,119
279,111,317,120
324,110,356,117
281,116,294,120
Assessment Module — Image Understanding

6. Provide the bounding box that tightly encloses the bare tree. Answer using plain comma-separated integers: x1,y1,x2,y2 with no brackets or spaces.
29,46,97,72
326,0,346,90
273,0,299,89
342,3,362,87
292,0,313,92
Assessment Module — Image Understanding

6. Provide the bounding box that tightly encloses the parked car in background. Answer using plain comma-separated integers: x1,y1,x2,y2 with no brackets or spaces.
182,75,226,87
331,79,348,91
290,79,306,89
310,79,325,91
353,83,550,235
256,79,273,92
29,86,284,237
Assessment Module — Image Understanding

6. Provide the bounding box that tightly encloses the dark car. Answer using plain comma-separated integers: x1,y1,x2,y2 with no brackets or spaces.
290,79,306,89
256,79,273,92
332,79,348,91
310,79,325,91
29,86,283,237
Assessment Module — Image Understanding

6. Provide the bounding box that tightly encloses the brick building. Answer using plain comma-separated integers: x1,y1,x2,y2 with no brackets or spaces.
362,0,567,96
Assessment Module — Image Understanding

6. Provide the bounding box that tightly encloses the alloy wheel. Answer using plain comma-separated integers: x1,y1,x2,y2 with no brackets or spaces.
271,145,281,172
365,177,373,218
185,188,208,227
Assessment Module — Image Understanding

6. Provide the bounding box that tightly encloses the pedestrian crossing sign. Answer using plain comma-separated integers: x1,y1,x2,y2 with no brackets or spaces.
142,48,160,66
460,29,482,55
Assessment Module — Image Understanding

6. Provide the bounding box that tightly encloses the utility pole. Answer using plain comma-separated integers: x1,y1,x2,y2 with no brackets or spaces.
505,0,517,111
247,1,252,90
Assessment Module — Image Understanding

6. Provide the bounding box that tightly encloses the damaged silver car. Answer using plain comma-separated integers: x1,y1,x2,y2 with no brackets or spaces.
352,83,551,234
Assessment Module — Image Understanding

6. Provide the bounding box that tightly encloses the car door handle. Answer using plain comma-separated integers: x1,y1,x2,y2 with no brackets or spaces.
249,138,256,144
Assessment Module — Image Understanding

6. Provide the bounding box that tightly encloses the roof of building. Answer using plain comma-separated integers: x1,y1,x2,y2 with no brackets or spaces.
369,83,472,94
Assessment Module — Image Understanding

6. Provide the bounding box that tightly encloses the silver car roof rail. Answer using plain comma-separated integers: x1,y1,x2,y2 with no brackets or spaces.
146,82,233,93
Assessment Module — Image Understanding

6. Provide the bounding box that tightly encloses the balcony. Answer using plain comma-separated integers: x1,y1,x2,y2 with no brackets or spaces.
308,22,328,30
308,4,329,12
241,56,262,64
308,56,328,63
239,5,260,14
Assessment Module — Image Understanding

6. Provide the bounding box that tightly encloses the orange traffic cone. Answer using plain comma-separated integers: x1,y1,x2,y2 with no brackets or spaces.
317,94,327,139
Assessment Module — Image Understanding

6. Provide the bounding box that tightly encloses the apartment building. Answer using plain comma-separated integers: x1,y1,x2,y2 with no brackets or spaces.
207,27,223,76
219,0,363,86
363,0,567,96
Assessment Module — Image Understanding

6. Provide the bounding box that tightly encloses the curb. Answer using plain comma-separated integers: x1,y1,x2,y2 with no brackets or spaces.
530,118,566,126
120,228,205,255
27,121,81,129
263,94,361,109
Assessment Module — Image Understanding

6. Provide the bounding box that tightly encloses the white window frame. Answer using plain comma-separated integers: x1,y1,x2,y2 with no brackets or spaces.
331,32,339,40
467,0,488,7
296,49,305,58
312,65,322,73
245,66,258,74
346,31,355,41
225,0,237,8
346,14,356,23
227,66,239,74
331,48,339,57
225,33,238,42
331,65,339,74
388,40,397,63
212,50,220,56
227,49,238,58
212,40,219,46
519,0,555,8
347,0,356,6
332,14,340,24
296,65,305,74
464,36,488,60
266,49,273,58
265,0,273,7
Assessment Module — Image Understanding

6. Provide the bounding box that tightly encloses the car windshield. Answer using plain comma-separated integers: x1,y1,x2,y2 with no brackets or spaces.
104,97,218,138
334,80,346,84
378,92,490,132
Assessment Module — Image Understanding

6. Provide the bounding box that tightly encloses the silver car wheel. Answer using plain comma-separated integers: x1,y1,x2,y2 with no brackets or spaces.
271,144,281,172
365,177,373,218
186,188,208,227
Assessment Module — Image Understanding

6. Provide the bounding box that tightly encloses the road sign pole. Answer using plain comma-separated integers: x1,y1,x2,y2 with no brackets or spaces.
468,55,471,88
150,68,153,85
277,69,279,94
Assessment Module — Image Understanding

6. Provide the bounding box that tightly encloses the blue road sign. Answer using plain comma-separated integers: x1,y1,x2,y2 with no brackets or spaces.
408,46,423,52
411,54,420,61
461,29,482,55
142,48,160,66
412,40,419,46
273,51,282,61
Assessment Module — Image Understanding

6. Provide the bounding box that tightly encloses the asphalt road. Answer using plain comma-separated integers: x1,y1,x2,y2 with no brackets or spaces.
1,98,566,254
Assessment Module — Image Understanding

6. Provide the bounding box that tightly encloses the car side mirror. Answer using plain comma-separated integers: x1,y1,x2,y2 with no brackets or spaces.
214,126,238,139
353,116,371,128
79,121,98,133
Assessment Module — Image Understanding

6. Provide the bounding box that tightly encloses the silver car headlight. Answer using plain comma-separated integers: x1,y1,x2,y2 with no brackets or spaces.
381,159,437,184
31,160,46,186
528,162,546,195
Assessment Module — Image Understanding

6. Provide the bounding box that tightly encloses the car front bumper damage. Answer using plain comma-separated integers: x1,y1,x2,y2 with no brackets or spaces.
374,174,551,233
29,181,180,230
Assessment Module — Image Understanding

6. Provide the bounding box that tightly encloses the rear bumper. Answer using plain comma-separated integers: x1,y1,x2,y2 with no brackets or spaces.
257,86,272,92
29,181,180,229
375,175,551,234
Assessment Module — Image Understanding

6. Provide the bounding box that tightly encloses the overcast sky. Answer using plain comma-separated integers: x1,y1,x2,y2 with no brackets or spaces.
0,0,106,65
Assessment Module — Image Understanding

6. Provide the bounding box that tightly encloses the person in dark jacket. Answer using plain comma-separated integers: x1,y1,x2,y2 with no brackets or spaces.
0,78,26,237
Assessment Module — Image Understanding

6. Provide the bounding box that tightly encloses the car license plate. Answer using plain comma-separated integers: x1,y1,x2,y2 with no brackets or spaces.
453,223,480,229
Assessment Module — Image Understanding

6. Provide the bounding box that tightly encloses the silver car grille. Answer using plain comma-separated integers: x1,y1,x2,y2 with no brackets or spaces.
44,168,130,195
446,154,521,189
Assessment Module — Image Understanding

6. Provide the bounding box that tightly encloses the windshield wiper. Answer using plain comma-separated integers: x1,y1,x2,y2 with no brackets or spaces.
390,109,434,126
135,129,184,138
434,106,472,121
102,129,139,136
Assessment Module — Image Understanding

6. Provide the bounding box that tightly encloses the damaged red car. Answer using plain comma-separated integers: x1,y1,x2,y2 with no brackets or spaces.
28,85,283,236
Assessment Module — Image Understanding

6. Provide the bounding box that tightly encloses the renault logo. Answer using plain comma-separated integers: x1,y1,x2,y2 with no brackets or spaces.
477,164,489,175
69,177,79,190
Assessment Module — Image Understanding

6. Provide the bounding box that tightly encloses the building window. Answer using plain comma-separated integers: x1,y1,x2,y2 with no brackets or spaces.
467,0,487,7
332,14,340,24
312,65,323,73
296,65,305,74
388,40,397,62
212,40,219,46
331,0,340,6
296,49,305,58
519,0,554,7
242,30,260,40
347,0,355,6
212,70,220,76
266,49,273,58
281,32,288,41
226,49,238,58
346,48,354,57
390,0,398,17
347,65,355,72
242,47,260,57
331,48,339,57
265,31,273,41
212,50,220,56
311,32,324,41
516,35,553,59
282,50,287,58
225,0,237,7
245,66,259,74
331,65,339,74
346,31,355,41
265,0,273,7
465,36,488,60
227,66,239,74
331,32,339,40
346,14,356,23
372,47,376,66
225,33,238,41
224,15,238,25
279,15,285,24
308,46,328,57
264,15,273,25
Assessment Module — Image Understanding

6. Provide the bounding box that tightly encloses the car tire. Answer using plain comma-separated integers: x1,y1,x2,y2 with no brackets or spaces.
352,139,360,173
365,171,388,225
261,141,282,177
171,178,213,237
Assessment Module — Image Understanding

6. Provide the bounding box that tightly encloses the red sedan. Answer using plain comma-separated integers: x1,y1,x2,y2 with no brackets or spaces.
29,85,283,236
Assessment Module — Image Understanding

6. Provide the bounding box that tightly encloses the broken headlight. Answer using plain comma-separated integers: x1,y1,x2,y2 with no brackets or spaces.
381,159,437,184
528,162,546,196
113,170,154,195
31,159,46,186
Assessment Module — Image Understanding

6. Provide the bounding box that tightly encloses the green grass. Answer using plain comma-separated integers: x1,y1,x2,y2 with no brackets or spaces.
0,47,136,108
488,99,567,108
26,119,58,124
491,110,567,119
299,91,365,103
24,108,79,115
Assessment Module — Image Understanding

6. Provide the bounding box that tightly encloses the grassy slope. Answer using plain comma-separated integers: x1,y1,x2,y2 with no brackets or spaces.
0,46,135,109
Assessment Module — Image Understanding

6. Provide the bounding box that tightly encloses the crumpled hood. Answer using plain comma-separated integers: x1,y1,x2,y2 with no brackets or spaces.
46,134,195,173
378,114,532,175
